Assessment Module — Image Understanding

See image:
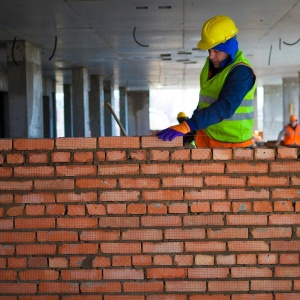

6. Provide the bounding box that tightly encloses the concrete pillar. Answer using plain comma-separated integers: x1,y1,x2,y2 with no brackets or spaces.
43,77,56,138
263,85,283,142
119,87,128,136
283,77,299,124
89,75,105,136
104,80,115,136
72,67,90,137
127,90,150,136
63,84,72,137
7,40,43,138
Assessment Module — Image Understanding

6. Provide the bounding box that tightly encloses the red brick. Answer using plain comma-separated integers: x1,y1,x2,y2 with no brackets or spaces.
184,162,224,174
228,241,269,251
277,147,298,159
28,257,47,268
15,218,55,229
57,192,97,203
119,177,160,189
0,193,13,203
232,295,272,300
143,242,183,253
269,214,300,225
174,255,193,266
171,149,190,160
96,150,105,161
34,179,74,190
51,152,70,162
80,282,121,293
86,204,106,215
147,268,186,279
141,216,182,227
207,228,248,239
280,254,299,264
166,280,206,292
168,203,188,214
122,229,162,241
141,163,182,174
6,205,24,216
142,190,183,201
56,137,96,149
191,148,212,160
132,255,151,266
104,268,144,279
57,217,98,228
56,165,96,177
232,202,252,213
14,139,54,150
67,204,85,215
213,149,232,160
98,164,139,175
19,270,58,280
274,200,294,212
211,201,231,212
190,202,210,212
231,267,272,278
58,243,98,254
76,178,116,189
251,227,292,238
73,151,93,162
61,270,102,280
195,254,214,265
49,257,68,268
38,282,79,293
17,244,56,255
99,216,139,228
249,175,289,187
258,253,278,264
8,257,26,268
208,280,249,291
15,193,54,203
141,136,182,148
253,201,272,212
124,281,163,292
0,283,36,294
254,148,275,160
112,255,131,266
184,215,224,226
185,189,226,201
106,150,126,161
107,203,126,214
127,203,146,214
46,204,66,215
0,232,35,243
216,254,236,265
188,267,228,279
99,136,140,148
251,280,291,291
185,242,226,252
162,176,203,188
0,139,12,150
25,205,44,215
237,254,257,264
37,231,78,242
270,161,300,173
28,152,48,163
129,150,146,160
233,148,253,160
7,153,25,164
150,149,169,160
0,180,32,191
148,203,167,215
229,188,269,200
226,162,268,173
0,270,17,280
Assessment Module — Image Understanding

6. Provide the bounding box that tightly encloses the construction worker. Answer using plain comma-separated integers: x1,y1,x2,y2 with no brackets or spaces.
156,15,256,148
276,115,300,147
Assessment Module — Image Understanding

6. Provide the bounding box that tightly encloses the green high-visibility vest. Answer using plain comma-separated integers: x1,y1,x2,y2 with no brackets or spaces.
198,50,256,143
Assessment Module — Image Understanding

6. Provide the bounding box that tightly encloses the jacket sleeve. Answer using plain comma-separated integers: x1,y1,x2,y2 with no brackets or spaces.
186,64,255,131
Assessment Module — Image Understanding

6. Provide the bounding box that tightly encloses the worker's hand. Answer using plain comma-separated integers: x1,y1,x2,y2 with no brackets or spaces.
157,121,191,141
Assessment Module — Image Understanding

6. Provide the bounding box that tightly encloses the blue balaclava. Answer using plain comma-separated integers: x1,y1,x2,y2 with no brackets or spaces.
212,36,238,68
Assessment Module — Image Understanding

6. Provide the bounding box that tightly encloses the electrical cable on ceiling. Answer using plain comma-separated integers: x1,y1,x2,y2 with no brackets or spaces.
133,27,149,47
268,45,272,66
49,36,57,60
282,37,300,46
12,37,18,65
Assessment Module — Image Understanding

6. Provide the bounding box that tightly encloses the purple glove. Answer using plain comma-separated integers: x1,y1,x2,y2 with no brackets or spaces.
156,128,184,141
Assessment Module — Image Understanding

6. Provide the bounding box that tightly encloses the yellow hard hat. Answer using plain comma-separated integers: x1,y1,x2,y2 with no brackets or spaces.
177,112,187,119
290,115,298,122
197,15,239,50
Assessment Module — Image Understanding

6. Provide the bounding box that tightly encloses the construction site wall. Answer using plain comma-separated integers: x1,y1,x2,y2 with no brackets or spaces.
0,136,300,300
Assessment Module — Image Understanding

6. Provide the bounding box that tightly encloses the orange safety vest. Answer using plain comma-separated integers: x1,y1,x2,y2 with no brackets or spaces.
283,124,300,146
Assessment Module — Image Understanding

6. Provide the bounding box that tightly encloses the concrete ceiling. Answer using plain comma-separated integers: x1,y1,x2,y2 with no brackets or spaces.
1,0,300,92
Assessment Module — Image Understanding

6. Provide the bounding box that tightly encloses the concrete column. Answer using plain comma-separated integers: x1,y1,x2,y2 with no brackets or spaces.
119,87,128,136
7,40,43,138
263,85,283,142
63,84,72,137
104,80,115,136
72,67,90,137
43,77,56,138
283,77,299,124
89,75,105,136
127,90,150,136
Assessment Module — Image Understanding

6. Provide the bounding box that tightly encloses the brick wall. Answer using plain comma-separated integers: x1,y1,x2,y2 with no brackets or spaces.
0,136,300,300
